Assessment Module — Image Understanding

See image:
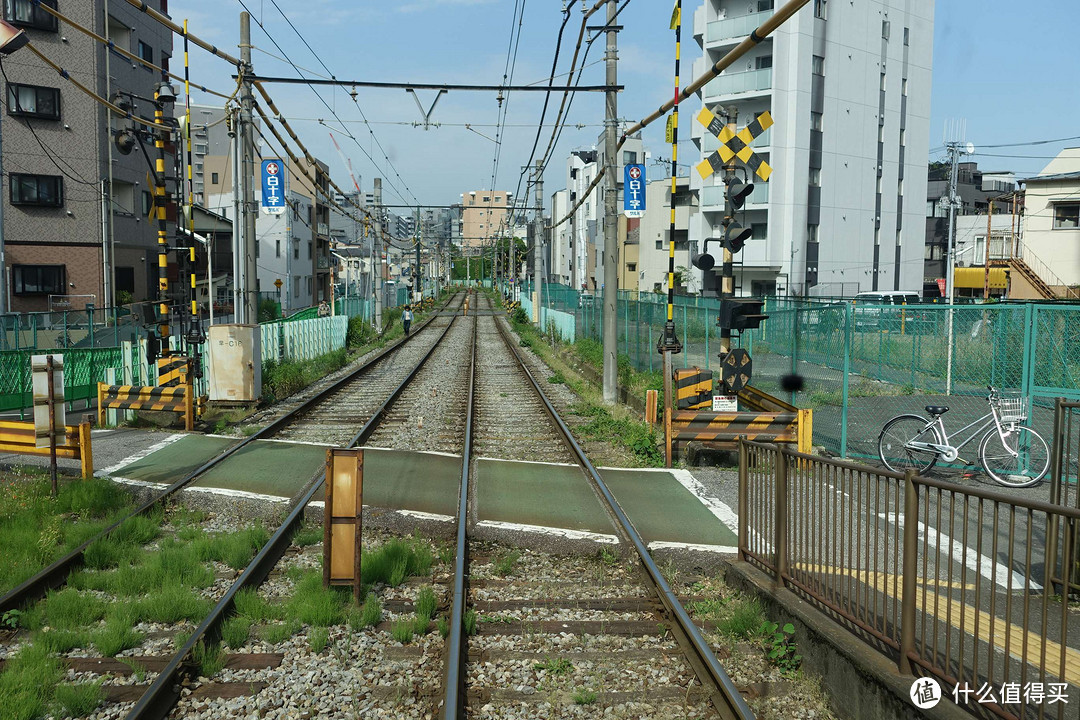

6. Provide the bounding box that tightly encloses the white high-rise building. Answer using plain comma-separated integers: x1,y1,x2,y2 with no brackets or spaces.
690,0,933,297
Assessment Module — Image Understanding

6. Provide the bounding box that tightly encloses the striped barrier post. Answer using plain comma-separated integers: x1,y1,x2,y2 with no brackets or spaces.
0,420,93,478
97,382,194,431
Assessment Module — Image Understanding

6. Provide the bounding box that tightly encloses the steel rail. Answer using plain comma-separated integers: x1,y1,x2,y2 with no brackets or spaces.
488,310,755,720
0,294,461,614
442,295,477,720
125,312,465,720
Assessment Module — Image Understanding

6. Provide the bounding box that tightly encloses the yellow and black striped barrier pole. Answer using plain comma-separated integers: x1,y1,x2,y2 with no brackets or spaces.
659,0,685,467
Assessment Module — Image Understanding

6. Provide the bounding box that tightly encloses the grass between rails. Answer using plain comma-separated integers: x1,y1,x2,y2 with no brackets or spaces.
0,517,270,720
0,470,136,595
505,305,663,467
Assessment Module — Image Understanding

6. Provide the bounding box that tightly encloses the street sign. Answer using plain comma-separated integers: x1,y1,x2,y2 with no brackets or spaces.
260,159,286,215
274,278,283,289
624,164,646,218
695,109,773,182
32,354,64,448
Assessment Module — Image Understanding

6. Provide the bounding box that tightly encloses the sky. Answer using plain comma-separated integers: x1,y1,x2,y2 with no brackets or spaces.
169,0,1080,213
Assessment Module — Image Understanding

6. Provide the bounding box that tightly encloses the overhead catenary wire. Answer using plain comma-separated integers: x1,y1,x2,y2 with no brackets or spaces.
236,0,418,208
123,0,241,66
31,1,236,101
549,0,812,231
21,43,171,131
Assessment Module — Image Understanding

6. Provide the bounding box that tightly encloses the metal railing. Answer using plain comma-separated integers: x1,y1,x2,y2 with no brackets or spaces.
740,439,1080,719
990,239,1080,300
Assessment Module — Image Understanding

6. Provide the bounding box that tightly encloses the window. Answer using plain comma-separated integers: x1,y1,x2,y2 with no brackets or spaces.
623,151,637,164
898,178,904,195
756,55,773,70
876,176,882,194
880,73,886,91
752,222,768,240
137,41,153,64
293,240,300,259
7,84,59,119
275,239,281,258
627,263,636,273
13,264,64,295
1054,203,1080,229
877,124,885,142
902,78,908,96
812,55,824,76
161,53,170,72
308,241,312,258
482,196,490,203
141,191,152,216
211,172,219,185
10,173,62,206
810,111,822,131
807,224,818,244
757,0,774,10
903,27,909,46
881,20,890,40
813,0,826,20
809,168,820,186
899,128,906,146
4,0,57,31
116,267,135,295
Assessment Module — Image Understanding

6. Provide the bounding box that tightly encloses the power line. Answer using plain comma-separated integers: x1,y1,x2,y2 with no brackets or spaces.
237,0,418,207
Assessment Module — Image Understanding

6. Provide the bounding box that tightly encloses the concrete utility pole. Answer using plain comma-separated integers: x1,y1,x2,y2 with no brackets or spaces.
373,178,383,328
415,206,422,302
239,13,257,324
533,159,544,325
601,0,619,405
943,140,963,395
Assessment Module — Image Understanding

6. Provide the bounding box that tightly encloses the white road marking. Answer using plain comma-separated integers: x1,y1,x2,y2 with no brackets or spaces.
878,512,1038,591
647,541,738,554
475,519,619,544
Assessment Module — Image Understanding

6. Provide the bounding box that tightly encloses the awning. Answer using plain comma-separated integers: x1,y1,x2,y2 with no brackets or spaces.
954,266,1008,290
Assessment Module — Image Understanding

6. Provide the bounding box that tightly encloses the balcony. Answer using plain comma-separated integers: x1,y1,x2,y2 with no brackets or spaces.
316,256,330,270
700,181,769,209
703,68,772,101
317,223,330,237
706,11,774,46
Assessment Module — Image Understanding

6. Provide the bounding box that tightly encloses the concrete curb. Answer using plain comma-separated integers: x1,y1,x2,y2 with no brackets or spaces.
723,559,970,720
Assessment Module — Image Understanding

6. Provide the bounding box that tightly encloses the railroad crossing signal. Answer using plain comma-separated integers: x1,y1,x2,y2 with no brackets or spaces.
719,348,753,394
695,108,773,182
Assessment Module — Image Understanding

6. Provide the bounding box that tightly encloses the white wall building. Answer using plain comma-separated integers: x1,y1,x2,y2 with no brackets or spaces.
1020,149,1080,290
636,176,697,294
208,190,314,312
549,189,571,286
690,0,933,297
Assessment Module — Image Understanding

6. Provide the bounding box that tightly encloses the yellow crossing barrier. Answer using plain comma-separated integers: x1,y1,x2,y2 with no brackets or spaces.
97,382,194,431
0,420,93,478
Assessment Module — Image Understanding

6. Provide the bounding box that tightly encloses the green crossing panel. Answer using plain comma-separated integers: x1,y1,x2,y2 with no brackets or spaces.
602,469,737,547
194,441,330,497
107,434,234,485
476,459,613,533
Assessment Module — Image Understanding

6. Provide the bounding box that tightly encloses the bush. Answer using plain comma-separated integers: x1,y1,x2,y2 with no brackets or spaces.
347,315,373,348
258,299,281,323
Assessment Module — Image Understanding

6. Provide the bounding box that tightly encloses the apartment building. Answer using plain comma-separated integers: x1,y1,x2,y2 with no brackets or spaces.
460,190,512,251
690,0,933,297
1,0,172,313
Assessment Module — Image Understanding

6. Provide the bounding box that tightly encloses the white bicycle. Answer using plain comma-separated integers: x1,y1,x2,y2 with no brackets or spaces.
877,387,1050,488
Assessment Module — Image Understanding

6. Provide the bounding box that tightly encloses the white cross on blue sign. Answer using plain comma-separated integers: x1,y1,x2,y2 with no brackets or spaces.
624,164,646,218
261,159,286,215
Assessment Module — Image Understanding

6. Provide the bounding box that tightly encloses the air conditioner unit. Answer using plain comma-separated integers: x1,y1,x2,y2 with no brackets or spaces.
957,260,967,268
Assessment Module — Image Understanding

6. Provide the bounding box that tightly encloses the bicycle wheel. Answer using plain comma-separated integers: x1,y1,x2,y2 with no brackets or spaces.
979,426,1049,488
878,415,941,474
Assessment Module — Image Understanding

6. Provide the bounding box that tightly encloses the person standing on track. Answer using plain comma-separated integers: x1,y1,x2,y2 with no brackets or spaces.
402,305,413,336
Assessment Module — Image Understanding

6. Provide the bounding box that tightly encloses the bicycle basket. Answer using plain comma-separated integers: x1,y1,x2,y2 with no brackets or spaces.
996,395,1028,423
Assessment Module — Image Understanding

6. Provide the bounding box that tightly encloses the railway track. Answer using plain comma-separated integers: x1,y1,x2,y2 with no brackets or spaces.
0,289,754,719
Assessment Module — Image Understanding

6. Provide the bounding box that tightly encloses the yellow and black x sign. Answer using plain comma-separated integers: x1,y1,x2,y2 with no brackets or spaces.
695,108,773,182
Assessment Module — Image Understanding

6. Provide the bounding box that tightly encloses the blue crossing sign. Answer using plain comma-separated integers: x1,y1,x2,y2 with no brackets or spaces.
624,164,646,218
261,159,286,215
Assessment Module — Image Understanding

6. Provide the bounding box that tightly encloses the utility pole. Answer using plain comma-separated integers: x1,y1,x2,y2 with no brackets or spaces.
373,178,383,328
239,13,257,325
533,159,544,325
601,0,619,405
415,206,422,303
720,106,738,358
944,139,963,395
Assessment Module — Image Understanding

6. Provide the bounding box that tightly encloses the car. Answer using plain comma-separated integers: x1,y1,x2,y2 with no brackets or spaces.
852,291,933,333
578,292,596,308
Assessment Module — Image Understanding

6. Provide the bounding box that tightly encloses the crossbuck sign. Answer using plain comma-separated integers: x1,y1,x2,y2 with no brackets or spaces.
624,164,646,218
